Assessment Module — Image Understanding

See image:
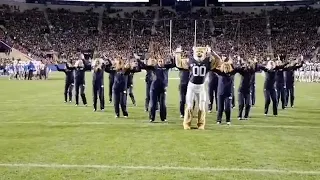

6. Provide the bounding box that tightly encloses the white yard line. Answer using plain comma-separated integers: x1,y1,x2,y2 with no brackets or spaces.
0,163,319,175
0,121,319,129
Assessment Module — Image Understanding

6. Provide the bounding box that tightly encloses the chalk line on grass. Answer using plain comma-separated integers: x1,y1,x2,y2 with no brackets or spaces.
0,163,319,175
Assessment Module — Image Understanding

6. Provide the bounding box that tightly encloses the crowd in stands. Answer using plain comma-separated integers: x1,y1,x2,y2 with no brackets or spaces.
0,4,319,65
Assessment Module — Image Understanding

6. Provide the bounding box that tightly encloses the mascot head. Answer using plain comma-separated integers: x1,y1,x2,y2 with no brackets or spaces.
193,47,207,61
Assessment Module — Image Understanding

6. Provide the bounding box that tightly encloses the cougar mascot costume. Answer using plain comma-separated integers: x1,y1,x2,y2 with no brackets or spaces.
175,46,225,130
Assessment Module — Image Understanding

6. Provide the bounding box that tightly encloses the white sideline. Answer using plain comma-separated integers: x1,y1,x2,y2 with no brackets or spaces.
0,163,319,175
1,121,319,129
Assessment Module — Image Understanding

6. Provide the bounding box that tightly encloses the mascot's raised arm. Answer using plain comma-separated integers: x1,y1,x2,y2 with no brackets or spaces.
174,45,225,130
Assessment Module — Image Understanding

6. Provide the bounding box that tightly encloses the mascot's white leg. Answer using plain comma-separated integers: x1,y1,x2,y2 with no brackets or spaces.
197,85,207,130
183,82,196,130
204,74,210,112
193,94,199,117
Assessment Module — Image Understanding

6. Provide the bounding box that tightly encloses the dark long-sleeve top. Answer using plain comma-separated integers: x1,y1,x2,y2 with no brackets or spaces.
237,66,259,93
211,67,238,96
55,64,74,83
92,63,112,86
259,63,288,90
66,60,91,85
138,59,174,88
285,63,304,87
105,62,141,91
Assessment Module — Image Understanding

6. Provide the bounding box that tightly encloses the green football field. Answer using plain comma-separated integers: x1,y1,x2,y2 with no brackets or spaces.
0,71,319,180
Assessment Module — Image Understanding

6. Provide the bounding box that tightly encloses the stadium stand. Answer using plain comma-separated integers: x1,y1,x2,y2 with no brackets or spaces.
0,1,319,64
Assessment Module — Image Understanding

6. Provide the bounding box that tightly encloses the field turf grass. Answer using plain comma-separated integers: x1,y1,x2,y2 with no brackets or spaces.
0,71,319,180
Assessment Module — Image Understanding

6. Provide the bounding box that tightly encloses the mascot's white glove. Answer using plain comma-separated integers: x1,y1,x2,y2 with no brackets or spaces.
176,46,182,53
206,46,211,53
80,54,85,60
133,53,140,60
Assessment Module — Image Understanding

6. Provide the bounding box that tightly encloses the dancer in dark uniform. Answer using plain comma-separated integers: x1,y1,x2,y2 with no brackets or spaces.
55,60,74,103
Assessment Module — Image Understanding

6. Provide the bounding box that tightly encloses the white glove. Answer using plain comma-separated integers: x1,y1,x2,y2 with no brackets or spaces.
133,53,140,60
80,54,85,60
206,46,211,53
176,47,182,53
